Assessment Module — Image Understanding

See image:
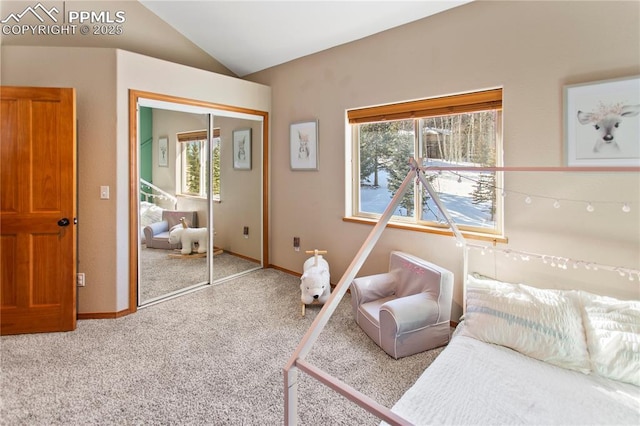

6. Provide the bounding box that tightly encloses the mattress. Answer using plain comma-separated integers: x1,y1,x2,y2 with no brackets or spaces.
386,333,640,425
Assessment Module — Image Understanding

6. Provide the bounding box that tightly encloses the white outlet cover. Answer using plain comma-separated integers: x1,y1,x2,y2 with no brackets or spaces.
100,186,110,199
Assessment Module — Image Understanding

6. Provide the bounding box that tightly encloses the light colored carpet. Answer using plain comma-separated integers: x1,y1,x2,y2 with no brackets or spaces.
140,248,260,302
0,268,444,425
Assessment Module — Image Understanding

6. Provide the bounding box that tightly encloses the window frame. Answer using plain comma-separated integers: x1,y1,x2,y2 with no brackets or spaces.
210,135,221,201
177,128,221,200
347,89,505,241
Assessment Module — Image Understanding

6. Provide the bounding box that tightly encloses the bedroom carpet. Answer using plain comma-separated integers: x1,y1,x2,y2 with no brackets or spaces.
139,248,260,302
0,268,444,425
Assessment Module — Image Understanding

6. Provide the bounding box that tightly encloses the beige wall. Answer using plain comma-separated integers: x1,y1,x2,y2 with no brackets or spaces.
1,46,270,314
247,0,640,319
1,46,120,313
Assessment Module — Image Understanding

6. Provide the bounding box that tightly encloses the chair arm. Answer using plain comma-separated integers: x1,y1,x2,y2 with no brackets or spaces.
144,220,168,240
380,293,439,333
350,272,396,305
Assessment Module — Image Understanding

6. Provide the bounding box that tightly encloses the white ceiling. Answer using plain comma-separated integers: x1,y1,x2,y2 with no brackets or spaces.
139,1,472,77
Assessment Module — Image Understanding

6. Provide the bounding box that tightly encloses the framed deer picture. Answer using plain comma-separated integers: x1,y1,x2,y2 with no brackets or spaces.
290,120,319,171
564,75,640,166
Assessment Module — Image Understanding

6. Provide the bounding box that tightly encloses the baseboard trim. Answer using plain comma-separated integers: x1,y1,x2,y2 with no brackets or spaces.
267,264,342,290
223,250,260,264
268,264,301,277
78,309,130,320
78,264,341,321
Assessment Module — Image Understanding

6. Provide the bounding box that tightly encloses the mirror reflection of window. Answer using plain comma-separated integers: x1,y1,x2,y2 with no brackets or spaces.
177,130,207,198
211,136,221,201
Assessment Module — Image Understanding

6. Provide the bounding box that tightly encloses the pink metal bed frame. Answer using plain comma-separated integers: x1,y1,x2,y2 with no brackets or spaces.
283,159,639,425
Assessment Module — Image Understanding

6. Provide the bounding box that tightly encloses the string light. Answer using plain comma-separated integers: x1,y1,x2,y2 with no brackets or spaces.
467,243,640,282
140,180,178,206
141,192,172,201
426,171,634,216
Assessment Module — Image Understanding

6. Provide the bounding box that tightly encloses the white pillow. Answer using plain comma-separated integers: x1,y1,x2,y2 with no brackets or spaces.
460,274,591,374
140,202,163,227
579,291,640,386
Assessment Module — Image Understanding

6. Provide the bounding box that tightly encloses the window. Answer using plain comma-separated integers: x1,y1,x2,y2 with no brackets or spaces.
211,136,221,199
348,89,503,237
177,128,221,200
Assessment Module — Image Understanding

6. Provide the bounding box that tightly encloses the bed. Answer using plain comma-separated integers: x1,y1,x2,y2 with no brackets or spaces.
385,274,640,425
139,201,164,244
284,160,639,425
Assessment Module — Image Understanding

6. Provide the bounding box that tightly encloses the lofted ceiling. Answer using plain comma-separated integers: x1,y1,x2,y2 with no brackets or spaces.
139,1,472,77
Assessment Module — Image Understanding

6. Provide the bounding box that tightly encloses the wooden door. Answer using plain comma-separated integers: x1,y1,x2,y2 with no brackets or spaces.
1,86,77,335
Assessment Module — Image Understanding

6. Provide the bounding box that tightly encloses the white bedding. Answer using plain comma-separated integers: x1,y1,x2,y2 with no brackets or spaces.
140,201,164,243
387,332,640,425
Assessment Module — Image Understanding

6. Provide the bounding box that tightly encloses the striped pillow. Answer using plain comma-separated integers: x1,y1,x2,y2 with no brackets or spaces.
460,274,591,374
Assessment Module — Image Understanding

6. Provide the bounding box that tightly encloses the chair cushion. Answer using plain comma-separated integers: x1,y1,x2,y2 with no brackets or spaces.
153,231,171,241
359,296,397,325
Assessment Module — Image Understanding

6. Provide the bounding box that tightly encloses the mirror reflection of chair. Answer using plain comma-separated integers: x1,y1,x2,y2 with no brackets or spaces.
143,210,198,250
350,251,454,359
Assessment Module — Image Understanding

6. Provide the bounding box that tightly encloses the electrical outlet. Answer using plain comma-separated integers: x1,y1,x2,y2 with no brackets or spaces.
293,237,300,252
243,226,249,238
100,185,109,200
77,273,85,287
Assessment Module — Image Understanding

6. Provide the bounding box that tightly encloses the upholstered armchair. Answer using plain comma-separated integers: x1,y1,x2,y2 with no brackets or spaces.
143,210,198,250
350,251,454,359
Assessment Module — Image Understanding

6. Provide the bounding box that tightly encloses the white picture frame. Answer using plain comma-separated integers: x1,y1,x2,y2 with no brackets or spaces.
233,128,252,170
564,75,640,166
158,136,168,167
290,120,319,170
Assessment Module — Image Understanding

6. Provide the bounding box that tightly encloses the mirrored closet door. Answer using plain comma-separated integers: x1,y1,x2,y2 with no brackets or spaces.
134,95,265,307
138,107,210,304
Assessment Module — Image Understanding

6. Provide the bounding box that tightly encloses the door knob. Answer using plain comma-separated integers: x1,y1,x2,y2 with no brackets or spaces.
57,218,70,227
